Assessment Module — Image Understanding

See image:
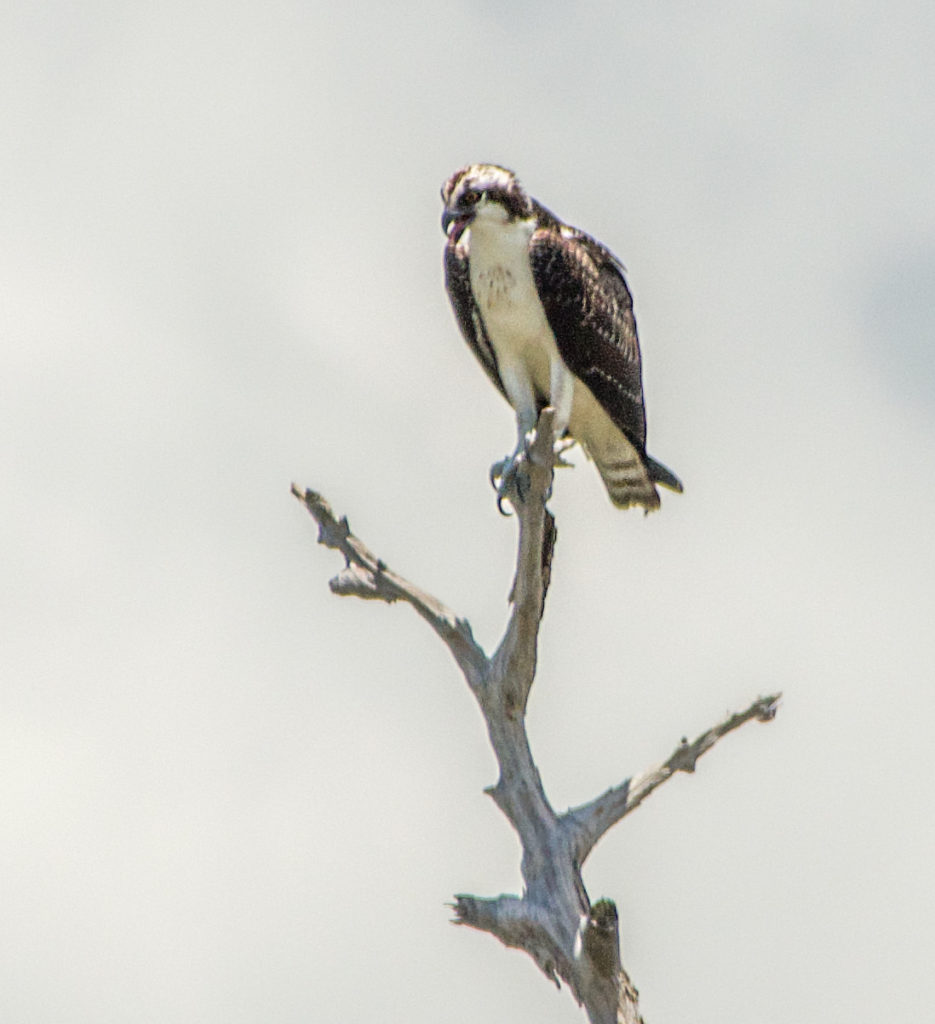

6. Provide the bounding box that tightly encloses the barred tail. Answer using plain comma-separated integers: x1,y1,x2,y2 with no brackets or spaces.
594,453,661,511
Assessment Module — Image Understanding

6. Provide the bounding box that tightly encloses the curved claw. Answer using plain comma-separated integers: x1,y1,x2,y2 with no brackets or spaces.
489,451,531,515
489,456,514,516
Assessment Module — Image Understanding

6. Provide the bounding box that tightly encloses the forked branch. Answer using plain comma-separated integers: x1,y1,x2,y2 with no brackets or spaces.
289,484,488,690
294,407,780,1024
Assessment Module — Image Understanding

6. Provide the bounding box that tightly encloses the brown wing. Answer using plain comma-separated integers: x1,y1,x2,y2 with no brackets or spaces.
528,225,647,453
443,234,508,402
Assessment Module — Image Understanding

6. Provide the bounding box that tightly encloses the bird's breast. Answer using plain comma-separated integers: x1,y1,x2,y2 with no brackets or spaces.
467,222,556,361
473,265,519,312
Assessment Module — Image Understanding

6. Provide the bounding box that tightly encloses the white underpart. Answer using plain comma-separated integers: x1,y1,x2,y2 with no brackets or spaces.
465,204,624,454
466,204,572,449
465,199,656,508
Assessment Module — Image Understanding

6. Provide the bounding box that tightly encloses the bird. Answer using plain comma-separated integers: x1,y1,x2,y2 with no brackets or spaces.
441,163,682,512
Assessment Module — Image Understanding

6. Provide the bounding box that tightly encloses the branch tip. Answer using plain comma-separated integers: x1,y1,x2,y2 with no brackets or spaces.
293,482,489,681
580,899,620,979
567,691,783,864
755,692,782,721
450,894,477,927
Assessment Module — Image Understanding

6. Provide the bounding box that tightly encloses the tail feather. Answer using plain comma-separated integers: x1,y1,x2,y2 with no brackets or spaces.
570,389,682,509
645,455,683,494
593,454,661,511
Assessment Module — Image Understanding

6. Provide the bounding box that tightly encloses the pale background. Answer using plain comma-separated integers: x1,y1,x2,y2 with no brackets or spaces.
3,2,934,1022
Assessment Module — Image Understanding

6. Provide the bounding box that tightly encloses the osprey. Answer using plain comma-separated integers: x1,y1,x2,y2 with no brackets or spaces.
441,163,682,511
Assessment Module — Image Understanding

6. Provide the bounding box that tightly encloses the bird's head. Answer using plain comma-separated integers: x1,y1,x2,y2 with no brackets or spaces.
441,164,533,241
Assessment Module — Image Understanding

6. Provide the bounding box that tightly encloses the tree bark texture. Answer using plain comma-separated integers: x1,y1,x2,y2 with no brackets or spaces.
294,408,780,1024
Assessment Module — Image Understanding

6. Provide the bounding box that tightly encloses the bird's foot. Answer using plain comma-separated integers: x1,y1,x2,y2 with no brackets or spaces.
490,435,535,515
490,428,571,513
490,452,531,515
490,421,572,513
553,436,577,469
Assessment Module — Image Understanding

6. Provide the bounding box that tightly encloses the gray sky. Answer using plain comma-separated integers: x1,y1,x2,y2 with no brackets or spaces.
3,2,934,1021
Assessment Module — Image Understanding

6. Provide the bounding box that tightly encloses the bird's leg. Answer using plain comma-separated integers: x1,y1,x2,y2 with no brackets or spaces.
490,363,578,511
489,363,541,513
548,361,577,471
489,363,575,513
490,409,538,514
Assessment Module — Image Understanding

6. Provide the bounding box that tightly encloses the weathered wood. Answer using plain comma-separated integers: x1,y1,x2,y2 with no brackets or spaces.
294,406,780,1023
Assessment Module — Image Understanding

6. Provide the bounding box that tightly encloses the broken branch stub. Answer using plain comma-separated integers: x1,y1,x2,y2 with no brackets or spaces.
294,407,780,1023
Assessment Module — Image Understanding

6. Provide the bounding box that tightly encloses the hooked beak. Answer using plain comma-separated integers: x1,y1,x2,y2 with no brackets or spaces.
441,206,473,239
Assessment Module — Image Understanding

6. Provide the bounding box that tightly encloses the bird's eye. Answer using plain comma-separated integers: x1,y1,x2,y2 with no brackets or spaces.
462,188,481,206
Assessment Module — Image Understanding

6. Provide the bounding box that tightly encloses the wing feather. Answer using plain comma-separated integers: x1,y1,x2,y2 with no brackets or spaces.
443,235,507,401
528,225,647,452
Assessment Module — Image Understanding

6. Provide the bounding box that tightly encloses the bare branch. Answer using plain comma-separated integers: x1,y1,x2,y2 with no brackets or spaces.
565,693,782,865
451,894,569,990
291,485,488,689
296,417,782,1024
489,408,558,715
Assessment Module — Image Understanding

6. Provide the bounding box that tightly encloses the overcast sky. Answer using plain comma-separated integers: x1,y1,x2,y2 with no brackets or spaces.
3,2,934,1022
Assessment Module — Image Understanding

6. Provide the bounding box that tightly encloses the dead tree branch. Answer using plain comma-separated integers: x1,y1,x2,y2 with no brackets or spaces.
289,484,488,690
294,407,780,1024
563,694,781,867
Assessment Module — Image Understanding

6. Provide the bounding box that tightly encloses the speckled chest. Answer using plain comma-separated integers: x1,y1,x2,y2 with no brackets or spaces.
466,217,558,376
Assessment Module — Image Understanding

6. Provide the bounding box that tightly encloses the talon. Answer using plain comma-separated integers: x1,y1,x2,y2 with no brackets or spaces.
489,456,510,490
553,436,576,469
489,455,514,515
489,450,530,514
